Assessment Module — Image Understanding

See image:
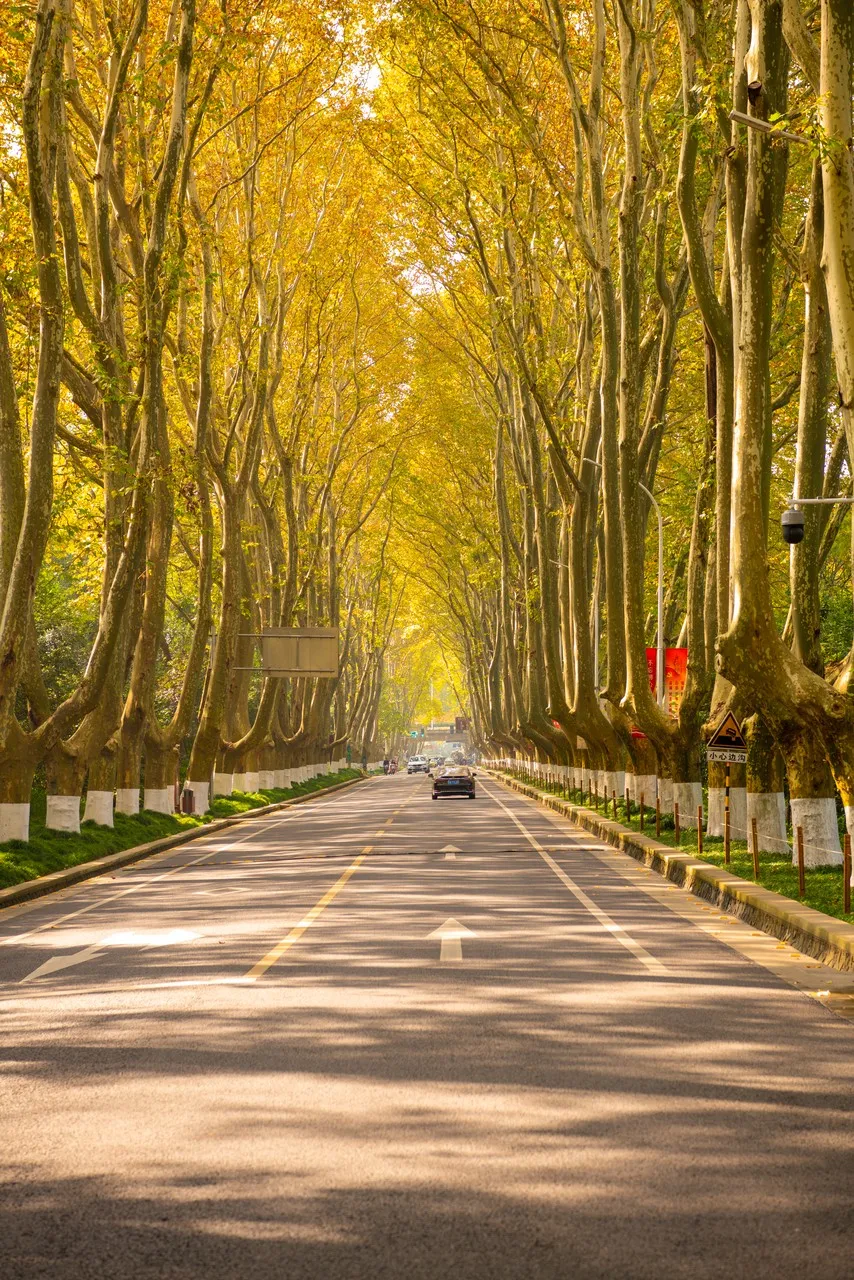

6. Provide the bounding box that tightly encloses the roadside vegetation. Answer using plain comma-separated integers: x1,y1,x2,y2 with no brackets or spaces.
0,770,362,891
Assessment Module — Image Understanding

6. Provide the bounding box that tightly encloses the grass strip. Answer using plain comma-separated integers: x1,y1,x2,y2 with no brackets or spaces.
0,770,363,890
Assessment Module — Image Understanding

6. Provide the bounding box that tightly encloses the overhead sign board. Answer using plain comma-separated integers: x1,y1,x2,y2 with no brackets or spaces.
706,711,747,764
259,627,339,678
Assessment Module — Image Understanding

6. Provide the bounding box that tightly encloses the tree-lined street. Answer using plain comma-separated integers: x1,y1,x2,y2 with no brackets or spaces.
2,772,853,1277
4,2,854,1273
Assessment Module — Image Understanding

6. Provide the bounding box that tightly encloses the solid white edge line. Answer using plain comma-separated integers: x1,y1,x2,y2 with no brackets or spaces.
481,780,668,975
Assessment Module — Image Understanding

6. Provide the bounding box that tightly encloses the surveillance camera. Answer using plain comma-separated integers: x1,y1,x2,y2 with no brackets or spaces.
781,507,805,545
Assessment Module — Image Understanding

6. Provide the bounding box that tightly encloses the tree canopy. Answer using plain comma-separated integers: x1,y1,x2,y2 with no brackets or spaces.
2,0,854,866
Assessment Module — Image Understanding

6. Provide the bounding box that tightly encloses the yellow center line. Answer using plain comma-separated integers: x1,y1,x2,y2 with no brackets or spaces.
244,851,370,981
243,786,417,981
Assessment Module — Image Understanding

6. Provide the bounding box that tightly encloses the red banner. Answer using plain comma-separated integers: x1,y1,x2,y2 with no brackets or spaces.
646,647,688,718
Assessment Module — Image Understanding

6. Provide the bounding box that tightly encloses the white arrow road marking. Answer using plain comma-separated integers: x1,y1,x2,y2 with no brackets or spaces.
428,918,476,962
20,928,200,983
440,845,461,860
20,945,105,982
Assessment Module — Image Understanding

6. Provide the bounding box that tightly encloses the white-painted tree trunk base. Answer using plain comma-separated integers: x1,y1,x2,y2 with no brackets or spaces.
657,778,673,814
603,771,625,801
213,772,233,797
45,794,81,833
83,790,114,827
790,797,842,866
707,787,748,839
0,803,30,842
674,781,703,828
258,770,275,790
633,776,657,808
244,771,260,792
232,773,248,793
115,788,139,816
747,792,788,853
273,769,286,788
185,780,210,814
144,788,173,815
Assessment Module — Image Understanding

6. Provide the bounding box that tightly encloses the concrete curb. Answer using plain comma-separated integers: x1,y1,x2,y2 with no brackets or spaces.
0,774,367,913
488,771,854,975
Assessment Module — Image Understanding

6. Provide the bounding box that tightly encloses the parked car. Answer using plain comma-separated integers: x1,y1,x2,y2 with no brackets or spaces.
407,755,430,774
432,765,476,800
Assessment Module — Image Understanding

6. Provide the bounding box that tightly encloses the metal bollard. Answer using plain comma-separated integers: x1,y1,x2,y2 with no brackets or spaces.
697,805,703,857
612,790,617,821
655,796,661,838
751,817,760,880
796,826,806,898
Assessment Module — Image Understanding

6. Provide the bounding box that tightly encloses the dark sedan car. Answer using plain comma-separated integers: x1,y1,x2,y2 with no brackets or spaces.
432,765,476,800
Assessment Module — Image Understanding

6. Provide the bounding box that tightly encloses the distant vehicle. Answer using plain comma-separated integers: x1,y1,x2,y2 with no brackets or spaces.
432,765,476,800
407,755,430,774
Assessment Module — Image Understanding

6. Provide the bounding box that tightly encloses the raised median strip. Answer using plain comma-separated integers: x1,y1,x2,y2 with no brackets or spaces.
0,774,368,913
488,771,854,975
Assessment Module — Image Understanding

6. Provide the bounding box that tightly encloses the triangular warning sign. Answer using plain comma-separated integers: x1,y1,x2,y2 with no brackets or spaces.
707,711,746,750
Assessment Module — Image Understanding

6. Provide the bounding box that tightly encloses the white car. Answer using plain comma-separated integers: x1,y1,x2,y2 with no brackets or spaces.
407,755,430,774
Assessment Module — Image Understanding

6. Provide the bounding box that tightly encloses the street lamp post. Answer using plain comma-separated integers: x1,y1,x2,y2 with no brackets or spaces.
781,494,854,656
781,493,854,545
582,459,666,709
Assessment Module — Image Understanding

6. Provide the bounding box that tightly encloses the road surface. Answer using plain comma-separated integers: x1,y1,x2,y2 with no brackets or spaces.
1,772,853,1278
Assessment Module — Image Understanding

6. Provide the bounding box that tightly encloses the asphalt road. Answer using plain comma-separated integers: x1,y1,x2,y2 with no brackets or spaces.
1,772,853,1279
